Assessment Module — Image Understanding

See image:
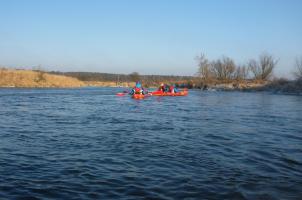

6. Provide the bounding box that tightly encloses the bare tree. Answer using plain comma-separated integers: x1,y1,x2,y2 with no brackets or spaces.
259,53,277,80
211,59,223,80
248,59,260,79
294,56,302,79
222,56,236,80
211,56,236,80
196,53,212,81
248,53,277,80
235,65,249,80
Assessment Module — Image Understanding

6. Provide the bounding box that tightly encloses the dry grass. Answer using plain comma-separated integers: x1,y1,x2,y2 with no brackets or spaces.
0,68,85,88
0,68,138,88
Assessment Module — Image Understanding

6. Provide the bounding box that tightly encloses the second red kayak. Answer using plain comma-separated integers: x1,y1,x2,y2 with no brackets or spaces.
150,90,188,96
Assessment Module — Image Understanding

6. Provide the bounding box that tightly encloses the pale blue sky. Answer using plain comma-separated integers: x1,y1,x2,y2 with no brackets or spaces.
0,0,301,76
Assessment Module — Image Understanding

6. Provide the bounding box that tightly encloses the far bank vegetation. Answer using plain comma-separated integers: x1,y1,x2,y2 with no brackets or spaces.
196,52,302,93
50,71,194,88
1,53,301,93
197,52,277,81
0,67,194,88
196,52,277,89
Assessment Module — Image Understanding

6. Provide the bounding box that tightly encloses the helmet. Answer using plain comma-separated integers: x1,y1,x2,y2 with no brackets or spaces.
160,83,164,86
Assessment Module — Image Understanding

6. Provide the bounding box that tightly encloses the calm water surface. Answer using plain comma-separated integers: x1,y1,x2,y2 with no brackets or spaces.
0,88,301,200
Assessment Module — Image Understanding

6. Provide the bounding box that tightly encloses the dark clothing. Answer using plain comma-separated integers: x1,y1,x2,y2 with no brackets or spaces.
158,86,165,92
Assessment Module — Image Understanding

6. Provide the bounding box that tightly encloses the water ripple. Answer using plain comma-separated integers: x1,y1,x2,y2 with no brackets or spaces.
0,88,302,199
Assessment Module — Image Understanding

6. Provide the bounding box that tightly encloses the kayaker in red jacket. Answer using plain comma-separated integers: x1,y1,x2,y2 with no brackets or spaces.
169,84,179,93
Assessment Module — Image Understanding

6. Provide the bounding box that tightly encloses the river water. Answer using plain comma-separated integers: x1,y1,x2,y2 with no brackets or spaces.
0,88,301,200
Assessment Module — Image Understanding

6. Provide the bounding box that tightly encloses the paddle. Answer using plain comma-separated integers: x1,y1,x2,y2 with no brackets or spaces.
116,89,130,96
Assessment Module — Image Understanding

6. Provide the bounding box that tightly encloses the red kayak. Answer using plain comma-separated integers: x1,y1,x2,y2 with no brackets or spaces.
150,90,188,96
132,93,145,99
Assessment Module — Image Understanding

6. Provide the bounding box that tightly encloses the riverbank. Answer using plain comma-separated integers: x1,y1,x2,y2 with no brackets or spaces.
249,78,302,95
1,68,301,95
0,68,85,88
201,79,302,95
0,68,136,88
200,81,266,91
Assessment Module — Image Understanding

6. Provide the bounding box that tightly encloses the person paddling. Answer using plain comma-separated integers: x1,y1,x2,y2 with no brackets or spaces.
130,81,146,95
169,84,179,93
158,83,165,92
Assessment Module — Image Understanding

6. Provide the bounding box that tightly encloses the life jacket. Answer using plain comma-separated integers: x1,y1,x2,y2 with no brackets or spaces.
134,87,142,94
169,86,175,93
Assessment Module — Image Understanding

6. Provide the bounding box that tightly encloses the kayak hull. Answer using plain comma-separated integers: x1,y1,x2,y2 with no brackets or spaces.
132,94,145,99
151,90,188,96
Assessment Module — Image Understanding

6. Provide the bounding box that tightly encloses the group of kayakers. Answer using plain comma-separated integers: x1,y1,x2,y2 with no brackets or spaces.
158,83,179,93
130,82,179,95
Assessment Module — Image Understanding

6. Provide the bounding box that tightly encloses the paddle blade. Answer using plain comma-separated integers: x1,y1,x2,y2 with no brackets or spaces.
116,93,126,96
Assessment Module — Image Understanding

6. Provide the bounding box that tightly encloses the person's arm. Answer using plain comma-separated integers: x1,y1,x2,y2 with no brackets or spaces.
129,88,134,95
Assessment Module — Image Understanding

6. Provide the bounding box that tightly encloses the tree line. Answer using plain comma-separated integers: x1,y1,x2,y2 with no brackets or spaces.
196,52,279,83
49,71,194,87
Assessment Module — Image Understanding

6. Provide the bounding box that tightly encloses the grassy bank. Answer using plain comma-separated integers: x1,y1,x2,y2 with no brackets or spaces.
0,68,138,88
0,68,191,88
0,68,86,88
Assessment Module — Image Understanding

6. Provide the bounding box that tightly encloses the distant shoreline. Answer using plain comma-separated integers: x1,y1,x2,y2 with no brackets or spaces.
0,68,136,88
0,68,301,95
